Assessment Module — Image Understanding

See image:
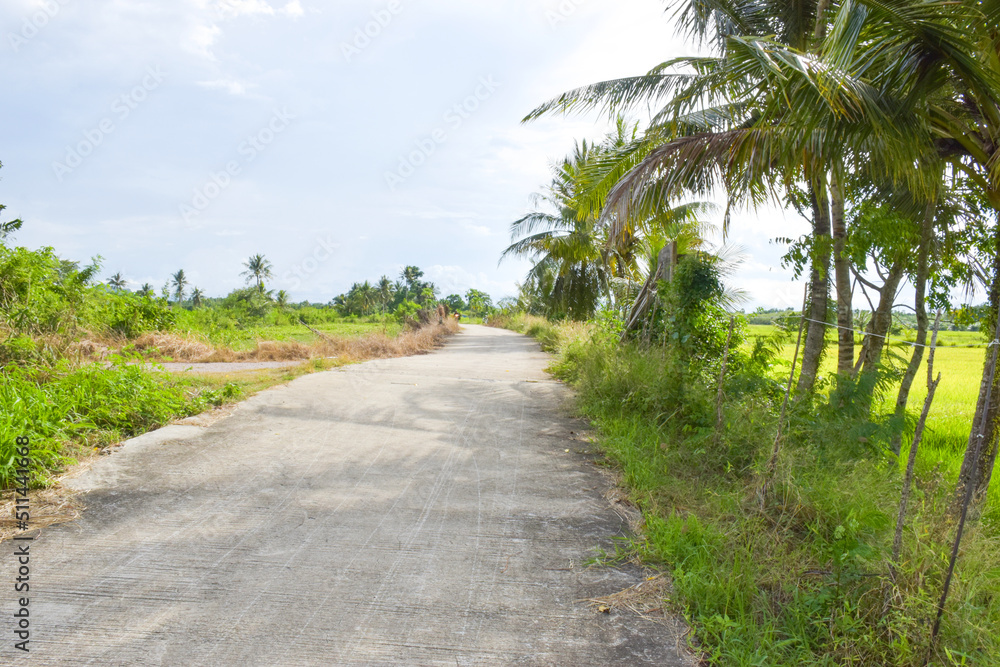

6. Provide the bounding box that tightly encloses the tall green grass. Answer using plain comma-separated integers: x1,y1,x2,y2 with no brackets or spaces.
501,315,999,666
0,353,241,488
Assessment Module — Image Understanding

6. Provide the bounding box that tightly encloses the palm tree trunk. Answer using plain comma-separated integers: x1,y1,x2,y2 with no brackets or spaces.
797,180,832,395
889,198,935,456
957,212,1000,508
830,171,853,375
621,242,676,340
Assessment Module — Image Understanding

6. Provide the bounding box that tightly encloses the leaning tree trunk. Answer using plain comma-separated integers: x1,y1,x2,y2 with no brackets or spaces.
889,198,935,456
797,179,832,395
957,210,1000,508
620,241,677,341
856,261,906,377
830,170,854,376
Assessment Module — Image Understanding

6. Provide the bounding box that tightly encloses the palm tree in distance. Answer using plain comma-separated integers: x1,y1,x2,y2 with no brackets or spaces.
171,269,188,305
357,281,377,315
275,289,289,308
138,283,154,298
400,266,423,292
500,142,609,320
377,276,394,315
108,272,127,292
242,254,274,293
191,287,205,308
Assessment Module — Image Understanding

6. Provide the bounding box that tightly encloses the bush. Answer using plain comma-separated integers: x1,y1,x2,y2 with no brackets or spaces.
221,287,273,325
0,245,96,339
0,353,216,487
86,289,175,338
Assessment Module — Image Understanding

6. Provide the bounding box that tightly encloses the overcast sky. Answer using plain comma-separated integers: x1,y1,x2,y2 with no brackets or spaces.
0,0,811,309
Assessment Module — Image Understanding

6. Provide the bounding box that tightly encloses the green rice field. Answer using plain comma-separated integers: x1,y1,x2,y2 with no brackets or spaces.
747,323,993,511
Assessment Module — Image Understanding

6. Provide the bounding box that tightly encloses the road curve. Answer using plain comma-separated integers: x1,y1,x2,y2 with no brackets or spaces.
4,325,692,666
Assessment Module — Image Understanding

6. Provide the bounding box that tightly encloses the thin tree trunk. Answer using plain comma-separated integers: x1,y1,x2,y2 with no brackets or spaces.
830,170,853,376
889,311,941,585
715,317,736,445
957,212,1000,508
856,261,905,377
760,286,809,508
621,242,676,341
797,180,832,395
889,199,935,456
933,310,1000,651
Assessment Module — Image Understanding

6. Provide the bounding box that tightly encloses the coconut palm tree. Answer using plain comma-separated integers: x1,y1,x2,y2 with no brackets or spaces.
108,272,127,292
171,269,188,304
399,266,423,295
137,283,154,298
191,287,205,308
501,141,611,320
275,289,289,308
241,254,274,293
357,280,377,315
523,0,924,391
376,276,394,315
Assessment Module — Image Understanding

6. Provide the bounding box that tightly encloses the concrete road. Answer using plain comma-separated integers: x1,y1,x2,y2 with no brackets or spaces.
4,325,692,666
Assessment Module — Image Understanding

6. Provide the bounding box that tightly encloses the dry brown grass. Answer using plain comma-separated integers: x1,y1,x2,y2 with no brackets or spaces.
0,485,83,543
131,319,460,363
579,574,674,621
333,318,460,362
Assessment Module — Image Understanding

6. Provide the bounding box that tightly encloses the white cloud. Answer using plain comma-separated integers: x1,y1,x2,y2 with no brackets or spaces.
197,79,251,95
280,0,304,18
212,0,275,19
183,22,221,60
735,278,808,310
4,1,825,307
182,0,300,61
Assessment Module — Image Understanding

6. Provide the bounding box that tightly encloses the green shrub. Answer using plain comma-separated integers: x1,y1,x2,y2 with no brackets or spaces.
0,353,231,488
86,289,175,338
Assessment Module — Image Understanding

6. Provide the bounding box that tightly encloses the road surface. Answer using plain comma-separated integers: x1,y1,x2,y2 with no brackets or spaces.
4,325,692,665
